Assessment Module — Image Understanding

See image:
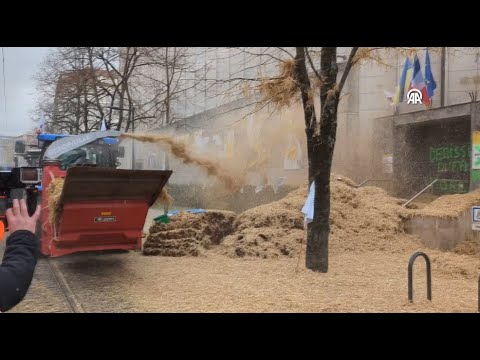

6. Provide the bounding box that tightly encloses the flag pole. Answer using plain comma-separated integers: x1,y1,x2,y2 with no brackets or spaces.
441,47,446,107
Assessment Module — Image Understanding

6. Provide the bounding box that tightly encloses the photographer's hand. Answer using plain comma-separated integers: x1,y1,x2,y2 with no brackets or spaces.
5,199,41,234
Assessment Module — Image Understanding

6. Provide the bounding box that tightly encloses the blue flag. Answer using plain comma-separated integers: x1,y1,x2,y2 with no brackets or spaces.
425,49,437,98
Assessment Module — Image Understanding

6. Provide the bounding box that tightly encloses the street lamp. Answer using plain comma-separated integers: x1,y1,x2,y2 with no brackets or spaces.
106,106,136,169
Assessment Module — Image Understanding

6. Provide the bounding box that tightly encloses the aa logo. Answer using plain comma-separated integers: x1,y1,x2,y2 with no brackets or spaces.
407,89,422,105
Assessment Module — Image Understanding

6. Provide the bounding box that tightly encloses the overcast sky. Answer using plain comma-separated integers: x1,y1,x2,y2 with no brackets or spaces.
0,47,50,136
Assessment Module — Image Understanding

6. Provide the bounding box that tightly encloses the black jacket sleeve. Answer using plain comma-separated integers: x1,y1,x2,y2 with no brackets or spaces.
0,230,39,312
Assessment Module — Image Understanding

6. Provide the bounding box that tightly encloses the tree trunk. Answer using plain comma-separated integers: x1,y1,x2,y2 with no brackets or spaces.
75,93,82,135
305,47,339,273
87,47,104,120
305,111,338,272
116,48,131,131
117,86,126,131
165,47,171,125
83,91,89,133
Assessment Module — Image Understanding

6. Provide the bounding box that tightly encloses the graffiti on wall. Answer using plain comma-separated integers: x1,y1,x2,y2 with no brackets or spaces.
429,143,470,194
429,144,470,173
431,178,469,193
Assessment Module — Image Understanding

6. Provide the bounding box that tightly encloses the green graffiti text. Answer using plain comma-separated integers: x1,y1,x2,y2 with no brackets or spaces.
430,144,470,163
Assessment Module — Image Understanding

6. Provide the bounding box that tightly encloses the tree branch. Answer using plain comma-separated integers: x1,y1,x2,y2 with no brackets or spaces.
337,47,359,95
305,47,321,80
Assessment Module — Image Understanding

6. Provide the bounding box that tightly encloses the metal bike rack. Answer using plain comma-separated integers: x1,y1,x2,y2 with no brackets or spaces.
408,252,432,303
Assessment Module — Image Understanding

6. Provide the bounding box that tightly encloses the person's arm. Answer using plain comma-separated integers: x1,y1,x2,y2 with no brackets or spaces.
0,199,41,312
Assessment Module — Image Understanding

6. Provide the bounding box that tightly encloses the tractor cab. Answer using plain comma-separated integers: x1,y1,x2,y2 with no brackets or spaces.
14,133,124,169
55,137,124,170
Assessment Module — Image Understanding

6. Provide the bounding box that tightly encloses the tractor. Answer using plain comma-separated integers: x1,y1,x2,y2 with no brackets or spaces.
0,131,171,257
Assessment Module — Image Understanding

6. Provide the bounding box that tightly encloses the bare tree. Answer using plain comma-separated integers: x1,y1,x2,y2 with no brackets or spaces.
34,47,118,134
34,47,208,134
132,47,208,127
94,47,142,131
